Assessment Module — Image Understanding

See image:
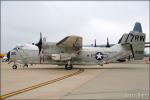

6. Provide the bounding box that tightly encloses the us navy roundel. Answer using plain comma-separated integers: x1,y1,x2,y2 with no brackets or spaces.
95,52,103,60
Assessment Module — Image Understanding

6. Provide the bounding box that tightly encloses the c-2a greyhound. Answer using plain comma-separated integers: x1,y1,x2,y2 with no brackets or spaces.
9,22,146,70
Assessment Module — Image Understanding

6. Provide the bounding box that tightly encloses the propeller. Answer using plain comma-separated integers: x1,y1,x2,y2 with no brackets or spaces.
35,32,42,55
106,37,110,48
94,39,97,47
93,37,111,47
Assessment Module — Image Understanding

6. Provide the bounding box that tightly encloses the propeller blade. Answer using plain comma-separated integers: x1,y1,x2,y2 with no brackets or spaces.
106,37,110,48
35,32,42,55
94,39,96,47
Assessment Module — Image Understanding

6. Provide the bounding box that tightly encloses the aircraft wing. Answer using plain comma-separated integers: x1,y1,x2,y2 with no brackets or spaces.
56,35,82,49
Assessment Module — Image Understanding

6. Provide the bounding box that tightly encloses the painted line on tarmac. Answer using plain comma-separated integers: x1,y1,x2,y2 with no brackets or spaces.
0,69,84,99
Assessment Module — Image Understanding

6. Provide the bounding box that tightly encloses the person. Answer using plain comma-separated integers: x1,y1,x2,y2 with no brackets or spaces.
144,57,149,64
7,51,10,61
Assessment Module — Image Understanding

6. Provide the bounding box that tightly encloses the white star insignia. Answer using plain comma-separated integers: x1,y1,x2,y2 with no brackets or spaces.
96,53,103,59
96,52,103,60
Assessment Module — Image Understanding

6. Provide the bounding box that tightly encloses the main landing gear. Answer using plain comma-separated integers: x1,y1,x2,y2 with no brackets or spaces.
100,64,103,66
23,64,28,68
65,61,73,70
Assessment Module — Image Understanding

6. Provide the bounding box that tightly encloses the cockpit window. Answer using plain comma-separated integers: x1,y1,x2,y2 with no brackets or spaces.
13,46,23,50
13,48,17,50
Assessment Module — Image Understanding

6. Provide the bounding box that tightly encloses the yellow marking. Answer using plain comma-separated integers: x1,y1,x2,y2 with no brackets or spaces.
0,69,84,99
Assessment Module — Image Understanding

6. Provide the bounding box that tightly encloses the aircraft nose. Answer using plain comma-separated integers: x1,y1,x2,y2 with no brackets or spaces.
9,50,17,60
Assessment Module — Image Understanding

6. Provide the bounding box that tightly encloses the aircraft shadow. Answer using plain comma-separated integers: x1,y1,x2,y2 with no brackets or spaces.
15,66,145,70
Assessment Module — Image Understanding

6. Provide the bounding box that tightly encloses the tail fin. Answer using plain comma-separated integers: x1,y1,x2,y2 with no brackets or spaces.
133,22,142,33
118,22,146,60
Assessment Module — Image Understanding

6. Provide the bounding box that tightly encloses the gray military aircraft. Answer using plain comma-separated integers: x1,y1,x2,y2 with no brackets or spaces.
8,22,146,70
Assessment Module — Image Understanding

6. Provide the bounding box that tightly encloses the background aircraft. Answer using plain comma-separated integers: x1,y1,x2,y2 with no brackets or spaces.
0,53,8,62
8,22,146,70
0,53,5,58
84,37,115,48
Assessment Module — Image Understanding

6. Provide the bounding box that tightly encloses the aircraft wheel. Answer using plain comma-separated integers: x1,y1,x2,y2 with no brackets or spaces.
100,64,103,66
23,64,28,68
12,65,17,69
65,64,73,70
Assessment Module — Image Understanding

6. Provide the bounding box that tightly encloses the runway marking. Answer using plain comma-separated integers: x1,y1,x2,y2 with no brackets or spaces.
0,69,84,99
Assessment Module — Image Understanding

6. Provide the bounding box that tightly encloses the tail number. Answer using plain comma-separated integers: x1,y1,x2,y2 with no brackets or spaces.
129,34,145,42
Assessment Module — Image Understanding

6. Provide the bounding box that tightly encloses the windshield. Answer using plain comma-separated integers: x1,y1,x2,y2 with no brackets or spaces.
13,45,23,51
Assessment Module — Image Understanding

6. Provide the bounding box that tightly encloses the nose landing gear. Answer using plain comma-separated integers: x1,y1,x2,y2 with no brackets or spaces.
12,62,17,69
12,64,17,69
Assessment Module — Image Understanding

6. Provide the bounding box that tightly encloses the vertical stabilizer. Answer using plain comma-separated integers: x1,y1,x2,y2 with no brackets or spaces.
133,22,142,33
119,22,146,60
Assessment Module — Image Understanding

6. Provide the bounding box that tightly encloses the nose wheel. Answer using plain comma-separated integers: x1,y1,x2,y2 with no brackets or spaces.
12,65,17,69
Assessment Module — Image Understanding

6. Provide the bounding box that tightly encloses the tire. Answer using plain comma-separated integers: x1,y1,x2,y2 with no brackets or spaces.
12,65,17,69
65,64,73,70
24,64,28,67
100,64,103,66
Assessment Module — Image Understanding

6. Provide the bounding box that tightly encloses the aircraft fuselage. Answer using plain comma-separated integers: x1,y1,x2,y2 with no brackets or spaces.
10,43,130,65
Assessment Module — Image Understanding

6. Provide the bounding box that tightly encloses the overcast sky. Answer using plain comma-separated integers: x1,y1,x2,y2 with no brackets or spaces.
1,1,149,53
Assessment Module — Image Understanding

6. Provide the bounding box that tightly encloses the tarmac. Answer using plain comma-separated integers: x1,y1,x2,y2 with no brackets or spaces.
0,60,149,99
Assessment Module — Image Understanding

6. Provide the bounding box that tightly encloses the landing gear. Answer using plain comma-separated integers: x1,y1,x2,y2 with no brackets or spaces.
100,64,103,66
65,61,73,70
65,64,73,70
23,64,28,68
12,62,17,69
12,63,28,69
12,65,17,69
